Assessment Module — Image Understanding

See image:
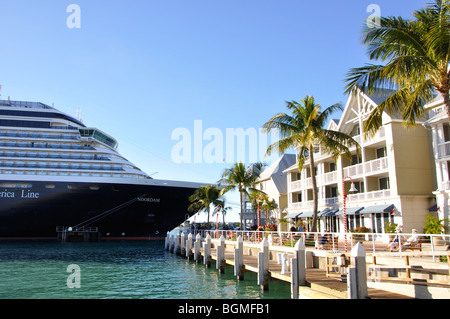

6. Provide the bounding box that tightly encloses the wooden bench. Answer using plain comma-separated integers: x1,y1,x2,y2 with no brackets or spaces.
403,239,422,252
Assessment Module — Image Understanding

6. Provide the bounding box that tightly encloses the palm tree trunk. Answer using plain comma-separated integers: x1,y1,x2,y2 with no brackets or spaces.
207,206,210,226
309,146,319,233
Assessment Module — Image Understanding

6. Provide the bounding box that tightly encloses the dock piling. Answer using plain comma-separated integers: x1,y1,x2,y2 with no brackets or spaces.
186,233,193,260
216,235,225,273
203,234,211,268
180,232,186,256
194,233,201,263
234,236,244,280
290,258,299,299
258,238,270,291
294,240,307,286
347,242,368,299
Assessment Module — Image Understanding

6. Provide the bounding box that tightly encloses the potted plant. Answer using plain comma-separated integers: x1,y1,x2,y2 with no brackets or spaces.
424,214,449,246
384,222,398,241
350,226,370,243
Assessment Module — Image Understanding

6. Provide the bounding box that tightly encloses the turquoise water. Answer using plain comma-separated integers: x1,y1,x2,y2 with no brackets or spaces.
0,241,291,299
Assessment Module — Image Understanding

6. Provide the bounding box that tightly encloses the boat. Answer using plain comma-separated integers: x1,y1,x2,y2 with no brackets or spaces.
0,99,203,239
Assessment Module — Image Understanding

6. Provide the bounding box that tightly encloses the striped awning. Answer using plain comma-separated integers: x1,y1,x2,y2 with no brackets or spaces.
319,208,339,217
336,207,364,216
360,204,395,214
299,211,314,218
284,212,301,219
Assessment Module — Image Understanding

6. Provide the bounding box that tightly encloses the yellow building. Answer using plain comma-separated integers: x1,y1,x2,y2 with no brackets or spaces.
284,87,436,234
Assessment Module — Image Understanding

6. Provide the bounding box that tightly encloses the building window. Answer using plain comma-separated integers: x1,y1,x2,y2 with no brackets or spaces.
376,147,387,158
443,123,450,142
352,155,362,165
379,177,390,190
329,162,336,172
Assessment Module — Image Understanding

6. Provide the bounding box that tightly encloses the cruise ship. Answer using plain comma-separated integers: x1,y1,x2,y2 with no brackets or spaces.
0,99,203,239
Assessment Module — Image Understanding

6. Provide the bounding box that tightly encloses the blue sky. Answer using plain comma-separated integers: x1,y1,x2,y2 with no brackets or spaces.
0,0,428,219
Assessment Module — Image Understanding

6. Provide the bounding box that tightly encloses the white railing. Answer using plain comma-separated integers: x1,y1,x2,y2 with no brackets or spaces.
438,141,450,160
320,197,338,206
441,181,450,191
290,171,337,192
343,157,388,178
289,198,337,210
348,127,386,148
290,179,302,191
290,201,313,210
181,229,450,256
346,189,391,202
320,171,337,185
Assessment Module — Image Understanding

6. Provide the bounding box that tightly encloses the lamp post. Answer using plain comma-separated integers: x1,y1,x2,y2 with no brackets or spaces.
342,176,358,252
214,204,223,238
257,196,267,241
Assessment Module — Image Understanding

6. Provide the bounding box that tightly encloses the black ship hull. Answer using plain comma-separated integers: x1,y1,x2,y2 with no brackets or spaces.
0,180,197,239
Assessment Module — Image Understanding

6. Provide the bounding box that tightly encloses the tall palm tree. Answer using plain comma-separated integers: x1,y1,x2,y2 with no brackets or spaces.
262,95,359,232
219,162,263,230
188,184,221,226
345,0,450,135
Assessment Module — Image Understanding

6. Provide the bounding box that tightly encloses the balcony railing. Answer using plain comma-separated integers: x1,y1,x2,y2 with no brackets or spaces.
350,126,386,147
290,171,338,191
437,141,450,160
290,197,338,210
343,157,388,178
346,189,391,202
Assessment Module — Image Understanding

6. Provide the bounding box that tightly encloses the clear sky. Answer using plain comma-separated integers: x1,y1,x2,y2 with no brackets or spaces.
0,0,428,220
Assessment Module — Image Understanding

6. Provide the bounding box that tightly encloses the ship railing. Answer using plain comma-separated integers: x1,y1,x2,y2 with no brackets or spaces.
56,226,99,233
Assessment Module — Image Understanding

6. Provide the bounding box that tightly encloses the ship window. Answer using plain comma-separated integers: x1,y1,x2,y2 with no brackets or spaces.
0,183,32,188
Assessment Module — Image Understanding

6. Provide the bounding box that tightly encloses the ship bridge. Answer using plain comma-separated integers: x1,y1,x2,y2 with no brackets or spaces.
79,128,118,150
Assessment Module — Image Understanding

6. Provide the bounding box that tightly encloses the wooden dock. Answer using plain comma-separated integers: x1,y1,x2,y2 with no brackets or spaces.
166,233,419,299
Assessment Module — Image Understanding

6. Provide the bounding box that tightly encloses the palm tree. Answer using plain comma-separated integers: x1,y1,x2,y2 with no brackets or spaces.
188,184,221,226
262,95,359,232
345,0,450,136
215,198,232,225
219,162,263,230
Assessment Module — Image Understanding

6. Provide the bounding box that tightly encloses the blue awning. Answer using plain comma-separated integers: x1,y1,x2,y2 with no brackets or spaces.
360,204,395,214
336,207,364,216
319,208,339,217
284,212,301,219
299,211,314,218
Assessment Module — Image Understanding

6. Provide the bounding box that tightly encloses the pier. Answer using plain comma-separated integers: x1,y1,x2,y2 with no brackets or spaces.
165,231,450,299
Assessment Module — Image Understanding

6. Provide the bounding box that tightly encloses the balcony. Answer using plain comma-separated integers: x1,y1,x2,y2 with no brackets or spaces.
350,126,386,148
346,189,391,202
290,197,338,210
343,157,388,178
290,171,337,191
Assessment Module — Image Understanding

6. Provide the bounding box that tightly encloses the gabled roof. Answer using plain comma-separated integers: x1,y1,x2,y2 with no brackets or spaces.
257,153,296,194
337,87,397,134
